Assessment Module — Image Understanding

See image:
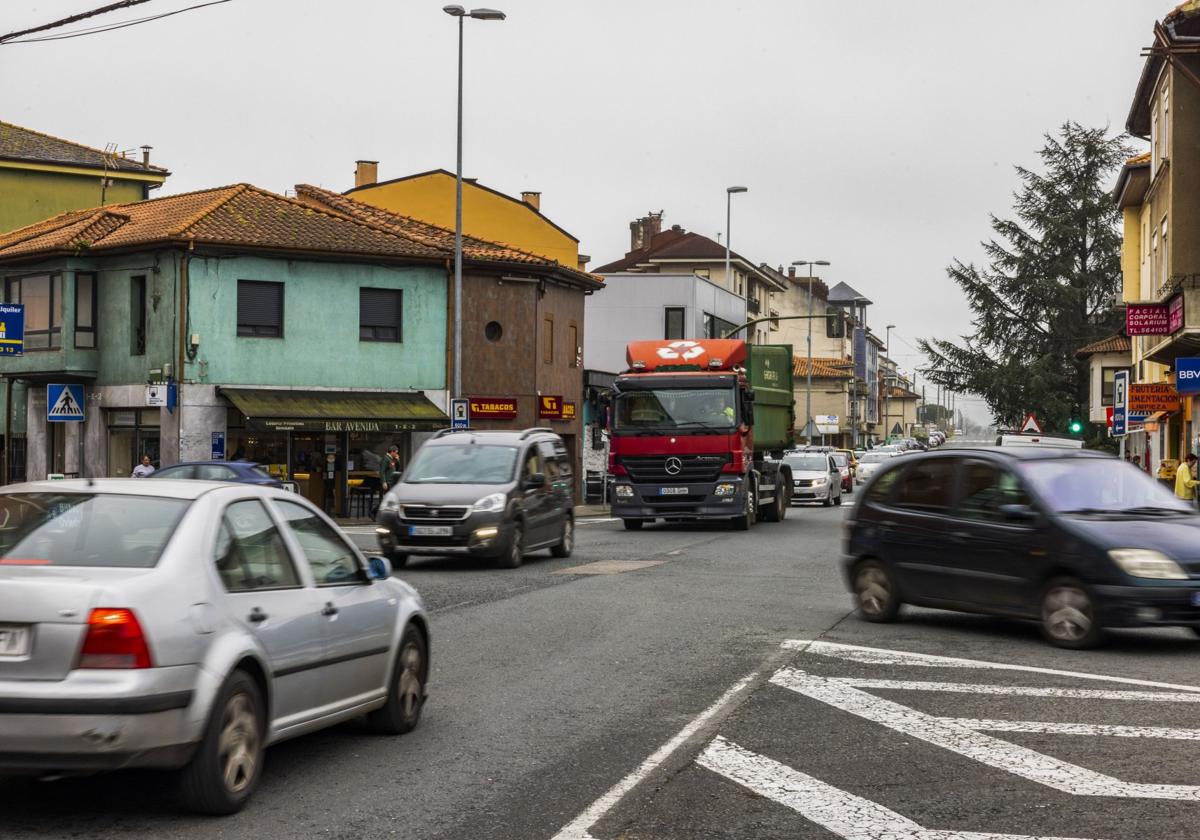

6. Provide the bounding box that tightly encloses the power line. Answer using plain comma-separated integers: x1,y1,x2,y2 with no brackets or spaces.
1,0,155,42
1,0,230,45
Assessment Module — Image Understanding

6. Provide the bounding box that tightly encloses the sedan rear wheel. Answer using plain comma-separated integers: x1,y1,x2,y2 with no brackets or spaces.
1040,577,1105,649
178,670,264,815
853,560,900,622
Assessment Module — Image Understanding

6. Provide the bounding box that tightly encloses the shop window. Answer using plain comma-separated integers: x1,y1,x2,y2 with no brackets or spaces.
543,316,554,364
703,312,736,339
75,272,96,349
5,273,62,350
237,280,284,338
664,307,685,340
131,275,147,356
359,287,403,342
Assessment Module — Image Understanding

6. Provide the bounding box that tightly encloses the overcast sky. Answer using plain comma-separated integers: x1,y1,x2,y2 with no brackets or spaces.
0,1,1170,423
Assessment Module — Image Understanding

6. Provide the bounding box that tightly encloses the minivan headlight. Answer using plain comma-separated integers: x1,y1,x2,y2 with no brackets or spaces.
1109,549,1189,580
380,495,399,512
472,492,507,513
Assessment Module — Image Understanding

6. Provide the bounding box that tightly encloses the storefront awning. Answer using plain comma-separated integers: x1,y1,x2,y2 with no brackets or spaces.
221,388,448,433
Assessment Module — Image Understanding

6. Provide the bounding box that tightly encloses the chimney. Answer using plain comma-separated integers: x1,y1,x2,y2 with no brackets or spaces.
630,211,665,252
521,191,541,211
788,266,796,278
140,145,152,169
354,160,379,188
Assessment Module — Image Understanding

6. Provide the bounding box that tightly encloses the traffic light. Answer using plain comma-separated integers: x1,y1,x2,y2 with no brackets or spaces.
1068,404,1083,435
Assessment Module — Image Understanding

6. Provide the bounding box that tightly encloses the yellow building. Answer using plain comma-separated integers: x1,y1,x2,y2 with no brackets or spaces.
0,121,169,233
345,163,584,270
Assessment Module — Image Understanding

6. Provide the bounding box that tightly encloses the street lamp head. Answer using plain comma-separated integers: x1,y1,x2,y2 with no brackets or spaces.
886,324,896,330
815,260,831,266
443,4,467,15
790,259,831,267
727,185,748,194
469,7,506,19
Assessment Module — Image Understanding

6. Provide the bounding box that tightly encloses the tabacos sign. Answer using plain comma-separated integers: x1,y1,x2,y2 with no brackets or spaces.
469,397,518,419
1176,358,1200,395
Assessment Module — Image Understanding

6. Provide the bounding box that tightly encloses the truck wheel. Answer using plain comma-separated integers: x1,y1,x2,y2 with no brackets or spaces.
731,482,755,531
759,480,785,523
622,518,644,531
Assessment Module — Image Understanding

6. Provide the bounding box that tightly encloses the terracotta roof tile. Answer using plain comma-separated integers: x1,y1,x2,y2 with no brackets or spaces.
793,356,854,379
1075,334,1132,357
0,120,168,174
1125,152,1151,166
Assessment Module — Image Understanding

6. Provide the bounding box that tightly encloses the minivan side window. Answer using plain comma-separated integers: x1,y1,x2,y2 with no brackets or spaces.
865,468,901,503
958,462,1031,522
523,447,543,480
891,459,957,512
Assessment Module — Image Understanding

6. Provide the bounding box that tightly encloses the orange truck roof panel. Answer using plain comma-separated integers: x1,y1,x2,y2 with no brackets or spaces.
626,339,748,372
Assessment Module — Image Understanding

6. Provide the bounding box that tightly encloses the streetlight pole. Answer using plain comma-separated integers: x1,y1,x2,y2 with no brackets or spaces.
444,5,505,400
791,260,830,443
885,324,895,442
725,185,747,304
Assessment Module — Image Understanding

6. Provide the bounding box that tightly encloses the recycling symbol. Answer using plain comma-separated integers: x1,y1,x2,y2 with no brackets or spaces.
656,341,705,361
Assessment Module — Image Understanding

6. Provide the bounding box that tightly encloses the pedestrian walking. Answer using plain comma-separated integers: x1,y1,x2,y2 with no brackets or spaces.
131,455,155,478
372,445,402,519
1174,453,1198,502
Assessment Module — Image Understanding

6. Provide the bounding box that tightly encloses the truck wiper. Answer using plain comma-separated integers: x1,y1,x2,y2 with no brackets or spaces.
669,420,731,431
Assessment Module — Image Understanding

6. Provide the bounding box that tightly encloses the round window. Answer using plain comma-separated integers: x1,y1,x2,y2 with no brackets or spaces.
485,321,503,342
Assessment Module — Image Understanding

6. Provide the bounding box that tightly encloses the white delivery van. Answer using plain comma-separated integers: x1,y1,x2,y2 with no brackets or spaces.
995,433,1084,449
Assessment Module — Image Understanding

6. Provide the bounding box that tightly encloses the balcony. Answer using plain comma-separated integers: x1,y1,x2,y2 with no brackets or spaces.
1143,285,1200,365
747,297,762,315
2,345,98,382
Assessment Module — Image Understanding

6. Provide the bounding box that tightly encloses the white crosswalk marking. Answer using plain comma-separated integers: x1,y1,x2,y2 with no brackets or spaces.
835,677,1200,702
946,719,1200,740
697,736,1098,840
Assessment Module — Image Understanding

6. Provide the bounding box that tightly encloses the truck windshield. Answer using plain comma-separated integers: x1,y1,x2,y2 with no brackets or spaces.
612,388,736,433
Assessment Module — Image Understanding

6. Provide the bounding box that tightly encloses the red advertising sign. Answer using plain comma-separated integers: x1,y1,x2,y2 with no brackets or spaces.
1169,293,1184,333
1127,303,1172,335
468,397,518,419
561,401,577,420
1128,382,1180,414
538,395,563,419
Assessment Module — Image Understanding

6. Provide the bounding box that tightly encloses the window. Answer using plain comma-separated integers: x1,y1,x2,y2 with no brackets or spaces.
892,459,957,512
75,272,96,349
1152,110,1160,171
1161,216,1169,289
1162,84,1170,161
5,273,62,349
569,323,579,367
359,287,402,342
703,312,736,339
485,320,503,341
237,280,284,337
957,463,1031,522
827,305,846,339
523,446,543,479
865,467,901,504
694,268,710,279
543,316,554,364
130,275,146,355
1101,367,1124,407
275,500,360,586
735,272,744,296
664,307,686,340
214,500,300,591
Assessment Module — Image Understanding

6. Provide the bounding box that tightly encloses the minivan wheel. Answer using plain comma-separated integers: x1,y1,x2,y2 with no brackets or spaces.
496,522,524,568
385,549,409,568
551,516,574,558
853,560,900,622
367,624,427,734
623,518,644,531
178,670,265,815
1040,577,1105,649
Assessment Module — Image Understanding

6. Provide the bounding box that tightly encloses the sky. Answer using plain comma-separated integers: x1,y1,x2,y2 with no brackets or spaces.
0,0,1172,425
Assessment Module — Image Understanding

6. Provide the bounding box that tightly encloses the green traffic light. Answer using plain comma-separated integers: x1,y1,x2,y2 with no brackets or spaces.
1069,421,1082,434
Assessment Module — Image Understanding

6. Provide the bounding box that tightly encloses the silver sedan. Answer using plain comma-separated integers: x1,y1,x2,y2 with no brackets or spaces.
0,479,428,814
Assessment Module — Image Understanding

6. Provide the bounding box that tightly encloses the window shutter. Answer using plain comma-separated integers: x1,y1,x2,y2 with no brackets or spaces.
360,288,402,328
237,281,283,328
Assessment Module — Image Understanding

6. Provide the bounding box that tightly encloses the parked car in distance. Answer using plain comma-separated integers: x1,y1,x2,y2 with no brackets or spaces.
376,427,574,568
854,450,897,483
149,460,284,488
843,447,1200,648
0,479,428,813
831,451,854,494
784,452,842,506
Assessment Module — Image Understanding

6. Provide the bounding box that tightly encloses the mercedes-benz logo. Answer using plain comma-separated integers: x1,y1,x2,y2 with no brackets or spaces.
664,457,683,476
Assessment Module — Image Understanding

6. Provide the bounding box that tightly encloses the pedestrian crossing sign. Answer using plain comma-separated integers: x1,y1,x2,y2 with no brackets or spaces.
47,384,85,422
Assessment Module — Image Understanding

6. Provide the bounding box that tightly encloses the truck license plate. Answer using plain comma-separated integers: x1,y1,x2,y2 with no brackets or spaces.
0,625,30,657
408,525,452,537
659,487,688,496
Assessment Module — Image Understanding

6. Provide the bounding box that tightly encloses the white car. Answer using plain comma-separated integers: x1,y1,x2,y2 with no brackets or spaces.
855,450,898,483
784,453,843,506
0,479,428,814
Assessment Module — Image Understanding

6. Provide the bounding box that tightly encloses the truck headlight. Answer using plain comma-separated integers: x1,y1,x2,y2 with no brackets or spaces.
1109,549,1189,580
615,484,634,499
715,483,736,496
472,493,507,513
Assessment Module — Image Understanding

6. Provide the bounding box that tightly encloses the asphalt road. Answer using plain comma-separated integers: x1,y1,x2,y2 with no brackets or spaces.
6,496,1200,840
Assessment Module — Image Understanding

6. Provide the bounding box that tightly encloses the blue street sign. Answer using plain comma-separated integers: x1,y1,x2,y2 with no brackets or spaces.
451,398,470,429
0,303,24,356
1176,357,1200,395
211,431,226,460
1112,370,1128,437
47,384,85,423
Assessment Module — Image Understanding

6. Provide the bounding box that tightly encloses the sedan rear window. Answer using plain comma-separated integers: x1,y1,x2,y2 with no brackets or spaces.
0,493,189,568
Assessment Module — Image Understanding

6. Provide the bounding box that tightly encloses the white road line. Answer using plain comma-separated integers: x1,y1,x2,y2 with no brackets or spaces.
577,518,618,524
947,719,1200,740
836,678,1200,703
782,639,1200,694
771,667,1200,800
549,672,758,840
697,736,1098,840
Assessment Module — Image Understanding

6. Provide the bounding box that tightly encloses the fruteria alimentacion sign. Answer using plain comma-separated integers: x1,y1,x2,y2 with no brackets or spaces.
1128,382,1180,414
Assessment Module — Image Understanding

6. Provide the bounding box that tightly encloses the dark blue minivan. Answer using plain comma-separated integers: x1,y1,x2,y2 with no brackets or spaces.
843,447,1200,648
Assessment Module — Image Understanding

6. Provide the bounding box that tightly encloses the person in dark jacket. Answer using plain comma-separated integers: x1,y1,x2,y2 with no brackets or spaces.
380,445,402,490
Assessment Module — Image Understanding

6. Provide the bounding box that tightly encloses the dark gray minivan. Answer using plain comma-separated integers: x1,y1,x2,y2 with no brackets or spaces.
376,428,575,568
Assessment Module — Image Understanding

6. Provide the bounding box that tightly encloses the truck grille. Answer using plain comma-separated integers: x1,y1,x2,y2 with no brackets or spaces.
401,505,470,522
618,454,730,484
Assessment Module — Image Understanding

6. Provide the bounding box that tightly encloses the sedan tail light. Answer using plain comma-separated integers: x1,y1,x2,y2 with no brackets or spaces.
78,608,153,669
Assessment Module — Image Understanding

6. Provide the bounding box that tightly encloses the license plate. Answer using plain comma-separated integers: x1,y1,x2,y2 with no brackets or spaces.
659,487,688,496
1191,592,1200,608
0,624,30,657
408,525,452,537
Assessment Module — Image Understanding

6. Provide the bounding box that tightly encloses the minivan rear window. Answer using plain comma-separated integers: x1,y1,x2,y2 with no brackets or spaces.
0,493,190,568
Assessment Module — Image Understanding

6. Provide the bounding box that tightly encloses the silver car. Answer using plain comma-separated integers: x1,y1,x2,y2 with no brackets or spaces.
855,450,898,483
784,453,843,506
0,480,428,814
